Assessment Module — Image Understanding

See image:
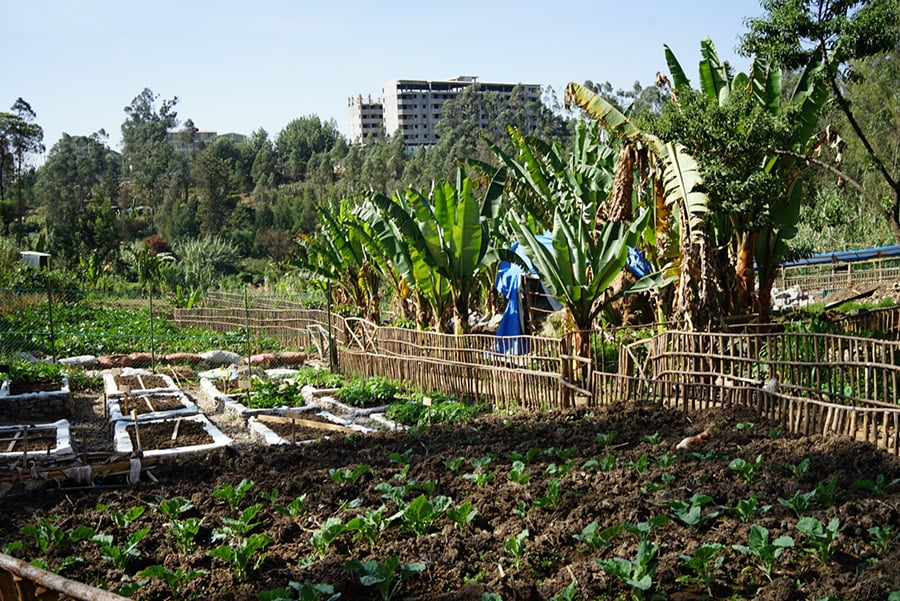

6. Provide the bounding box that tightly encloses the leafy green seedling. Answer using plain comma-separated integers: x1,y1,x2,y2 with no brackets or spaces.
346,556,425,601
310,516,347,559
446,500,479,530
330,463,372,485
546,446,578,461
595,431,618,446
573,521,622,552
622,516,669,542
736,421,755,431
666,493,719,531
212,479,255,511
345,505,393,549
777,489,816,518
732,524,794,581
507,447,541,464
391,494,451,536
640,431,662,445
213,503,263,541
389,448,413,464
207,533,274,581
274,494,308,517
21,517,93,554
443,457,465,471
533,477,561,510
139,565,207,600
462,470,496,488
92,528,151,571
656,452,678,468
258,580,341,601
545,460,576,478
97,503,146,529
729,494,772,523
796,517,840,565
728,454,763,483
867,525,896,555
784,458,811,477
596,540,659,598
507,460,530,484
168,517,202,554
813,475,842,507
157,497,193,520
551,580,577,601
504,529,529,570
679,542,725,596
851,474,900,498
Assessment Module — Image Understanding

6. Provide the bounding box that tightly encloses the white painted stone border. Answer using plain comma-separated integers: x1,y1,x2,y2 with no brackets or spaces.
0,375,70,401
107,390,199,423
113,414,233,457
199,377,317,419
247,409,374,446
0,419,72,458
314,395,390,417
103,368,178,397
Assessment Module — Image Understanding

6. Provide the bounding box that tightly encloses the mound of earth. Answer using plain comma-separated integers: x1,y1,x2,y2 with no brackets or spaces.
0,399,898,600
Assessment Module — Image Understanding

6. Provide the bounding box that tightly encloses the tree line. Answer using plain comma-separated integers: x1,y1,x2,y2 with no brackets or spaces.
0,0,897,331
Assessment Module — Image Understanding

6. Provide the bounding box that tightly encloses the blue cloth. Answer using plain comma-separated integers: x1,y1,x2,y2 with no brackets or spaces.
493,237,552,355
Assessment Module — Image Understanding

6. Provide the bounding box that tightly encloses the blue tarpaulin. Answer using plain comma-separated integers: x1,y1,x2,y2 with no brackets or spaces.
493,236,651,355
780,245,900,268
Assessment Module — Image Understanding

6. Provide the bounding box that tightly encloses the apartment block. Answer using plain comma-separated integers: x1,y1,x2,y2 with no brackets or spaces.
349,76,541,148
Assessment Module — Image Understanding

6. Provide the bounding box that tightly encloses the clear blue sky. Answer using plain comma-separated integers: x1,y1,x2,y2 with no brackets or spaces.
4,0,766,157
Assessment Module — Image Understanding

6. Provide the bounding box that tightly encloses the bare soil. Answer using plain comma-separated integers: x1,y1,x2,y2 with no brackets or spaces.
114,374,172,391
128,419,213,451
0,389,898,601
117,393,189,415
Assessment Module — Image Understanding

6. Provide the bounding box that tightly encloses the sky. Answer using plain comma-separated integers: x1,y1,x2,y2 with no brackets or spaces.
4,0,767,159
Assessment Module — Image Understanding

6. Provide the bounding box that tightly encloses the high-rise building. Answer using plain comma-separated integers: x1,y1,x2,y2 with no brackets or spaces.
348,76,541,148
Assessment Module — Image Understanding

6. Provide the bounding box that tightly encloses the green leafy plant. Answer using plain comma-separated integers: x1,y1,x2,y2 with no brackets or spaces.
728,494,772,523
446,500,479,530
784,458,811,477
736,421,755,431
504,528,529,570
867,525,897,555
207,533,274,581
139,565,207,600
534,477,562,510
573,521,622,552
596,540,659,599
813,475,842,507
310,517,347,559
258,580,341,601
247,378,305,409
336,376,399,407
443,457,465,471
346,556,425,601
595,431,618,446
96,503,146,529
330,463,372,485
212,479,255,511
627,453,651,475
345,505,394,549
213,503,264,541
391,494,451,536
665,492,719,531
92,528,151,571
732,524,794,581
552,580,578,601
389,448,413,464
678,543,725,596
20,517,93,554
656,452,678,468
622,516,669,542
507,460,530,484
795,517,840,565
728,454,763,483
463,455,496,488
507,447,541,464
851,474,900,498
640,432,662,445
778,489,816,518
168,517,203,554
157,497,193,520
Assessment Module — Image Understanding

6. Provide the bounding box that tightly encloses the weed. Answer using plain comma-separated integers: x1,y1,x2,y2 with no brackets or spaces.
656,452,678,468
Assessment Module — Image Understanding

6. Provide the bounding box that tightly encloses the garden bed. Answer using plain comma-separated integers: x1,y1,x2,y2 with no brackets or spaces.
102,370,178,396
248,409,374,445
113,414,232,457
0,420,72,458
106,390,199,422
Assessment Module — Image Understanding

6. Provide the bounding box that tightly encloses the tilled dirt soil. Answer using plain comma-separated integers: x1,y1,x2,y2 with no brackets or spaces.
0,390,899,600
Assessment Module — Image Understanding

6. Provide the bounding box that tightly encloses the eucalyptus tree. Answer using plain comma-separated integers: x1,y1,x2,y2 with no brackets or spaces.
34,132,121,267
0,98,44,242
275,116,342,182
193,137,241,236
121,88,179,212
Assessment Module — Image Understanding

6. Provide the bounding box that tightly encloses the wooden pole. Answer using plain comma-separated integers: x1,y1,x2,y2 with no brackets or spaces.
0,551,130,601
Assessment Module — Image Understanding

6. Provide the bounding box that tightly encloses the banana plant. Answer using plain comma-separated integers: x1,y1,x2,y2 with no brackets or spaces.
294,199,381,322
564,82,712,328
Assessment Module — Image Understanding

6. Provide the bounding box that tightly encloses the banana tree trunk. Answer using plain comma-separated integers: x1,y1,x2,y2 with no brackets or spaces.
734,232,757,315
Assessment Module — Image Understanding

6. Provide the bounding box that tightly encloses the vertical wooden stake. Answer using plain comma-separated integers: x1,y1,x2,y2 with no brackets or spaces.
131,409,143,455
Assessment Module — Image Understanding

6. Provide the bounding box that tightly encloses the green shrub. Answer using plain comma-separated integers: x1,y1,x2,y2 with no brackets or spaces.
335,376,400,407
